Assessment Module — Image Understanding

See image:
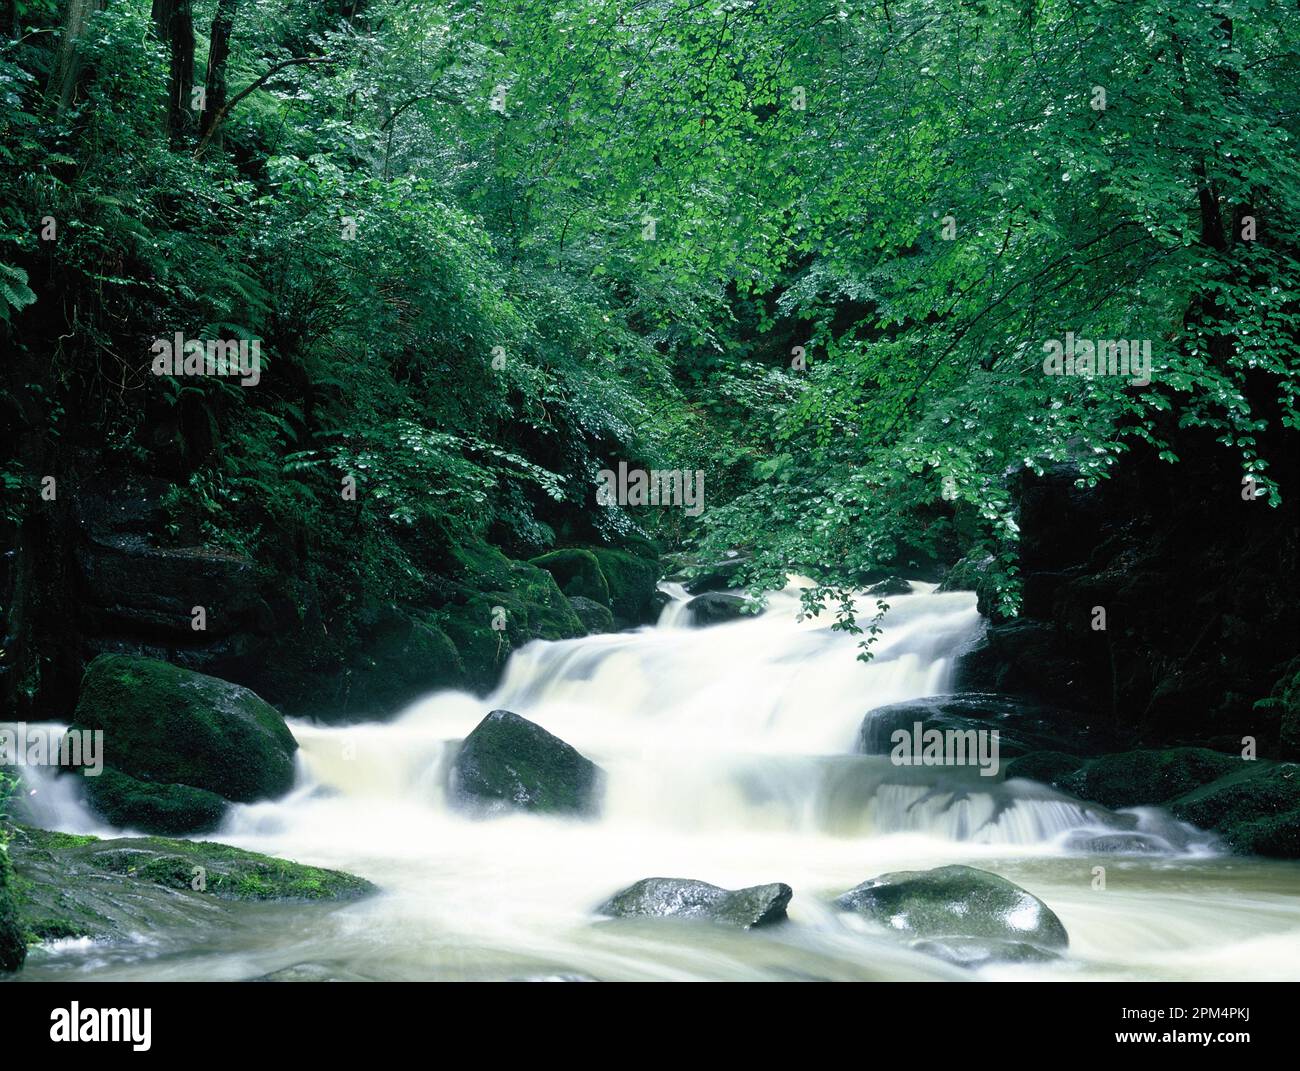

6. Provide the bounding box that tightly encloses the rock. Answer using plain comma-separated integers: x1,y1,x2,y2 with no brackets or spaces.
1169,762,1300,857
589,548,661,624
1057,748,1242,810
1004,750,1087,785
568,595,615,635
911,937,1061,969
70,654,297,805
529,549,612,607
0,843,25,973
858,694,1116,760
80,767,228,836
833,864,1069,951
680,553,747,595
866,576,913,597
955,621,1100,713
335,607,464,717
6,825,374,946
442,542,586,692
1061,831,1167,854
451,710,602,816
597,877,792,929
685,591,755,627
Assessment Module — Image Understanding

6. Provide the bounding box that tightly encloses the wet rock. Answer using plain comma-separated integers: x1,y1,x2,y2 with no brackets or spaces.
1169,762,1300,858
70,654,297,806
677,552,747,595
597,877,792,929
834,864,1068,951
1062,831,1167,854
911,936,1061,969
7,825,374,946
858,694,1116,760
866,576,913,597
1056,748,1242,810
332,606,465,717
529,549,612,606
451,710,603,816
568,595,615,635
80,767,228,836
686,591,755,627
589,548,661,624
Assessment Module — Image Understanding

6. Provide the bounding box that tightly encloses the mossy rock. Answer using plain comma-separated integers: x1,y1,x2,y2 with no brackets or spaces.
529,549,611,606
340,607,465,716
1057,747,1241,810
451,709,603,816
7,824,375,948
596,877,792,929
70,654,297,804
442,543,585,691
1170,762,1300,857
834,864,1068,951
568,595,615,635
81,767,228,836
1003,750,1088,785
589,548,660,624
0,844,26,973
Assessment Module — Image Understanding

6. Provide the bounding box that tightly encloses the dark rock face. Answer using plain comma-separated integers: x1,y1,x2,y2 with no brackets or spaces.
858,693,1118,760
451,710,602,816
568,595,615,635
866,576,913,597
597,877,792,929
676,552,747,595
589,548,661,625
834,865,1068,960
71,654,297,805
686,591,755,627
955,442,1300,754
330,606,465,718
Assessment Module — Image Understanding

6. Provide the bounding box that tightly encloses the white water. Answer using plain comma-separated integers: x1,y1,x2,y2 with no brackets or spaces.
14,581,1300,981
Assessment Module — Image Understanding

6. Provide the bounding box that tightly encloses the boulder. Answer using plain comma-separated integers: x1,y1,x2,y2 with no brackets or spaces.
858,694,1116,760
833,865,1068,954
1055,748,1241,810
866,576,913,597
568,595,615,635
679,553,747,595
451,710,602,816
80,767,228,836
6,825,374,946
70,654,297,805
597,877,792,929
334,607,464,717
1169,762,1300,857
685,591,755,627
911,937,1060,969
529,549,612,607
589,548,661,624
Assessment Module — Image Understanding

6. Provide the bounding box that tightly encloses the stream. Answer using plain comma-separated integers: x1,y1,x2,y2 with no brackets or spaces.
15,582,1300,981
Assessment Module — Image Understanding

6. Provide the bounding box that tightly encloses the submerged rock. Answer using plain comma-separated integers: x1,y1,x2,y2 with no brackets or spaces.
451,709,603,816
911,936,1060,969
833,864,1068,960
597,877,792,929
685,591,755,627
71,654,297,804
6,825,374,947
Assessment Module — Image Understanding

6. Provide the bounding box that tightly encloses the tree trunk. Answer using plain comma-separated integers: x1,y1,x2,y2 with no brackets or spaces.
199,0,239,145
47,0,105,112
157,0,196,143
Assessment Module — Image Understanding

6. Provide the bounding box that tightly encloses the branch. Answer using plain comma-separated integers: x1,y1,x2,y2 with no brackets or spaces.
194,56,334,155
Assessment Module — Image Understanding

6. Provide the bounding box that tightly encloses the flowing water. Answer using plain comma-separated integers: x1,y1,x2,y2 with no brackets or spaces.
13,582,1300,981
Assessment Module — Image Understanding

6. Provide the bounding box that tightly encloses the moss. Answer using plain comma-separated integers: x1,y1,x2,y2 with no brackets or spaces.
81,767,228,835
0,844,26,972
589,547,660,623
1170,762,1300,857
1003,750,1086,786
70,654,297,804
529,549,612,606
1058,747,1241,810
